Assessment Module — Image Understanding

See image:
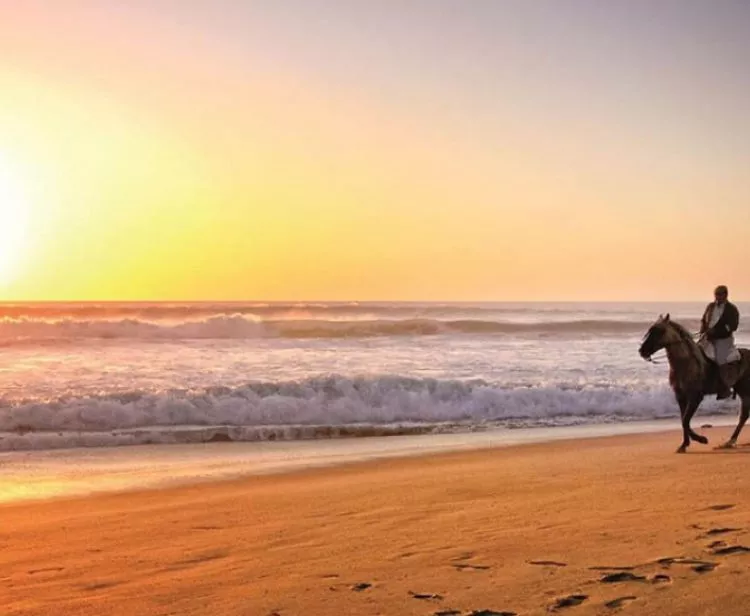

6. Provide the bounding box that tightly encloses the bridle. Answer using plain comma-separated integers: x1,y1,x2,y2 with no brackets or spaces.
644,326,701,365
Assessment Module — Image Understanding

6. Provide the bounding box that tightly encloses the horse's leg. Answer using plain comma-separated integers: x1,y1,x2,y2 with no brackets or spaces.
675,391,688,453
676,391,687,422
688,394,708,445
677,395,702,453
676,390,707,444
717,395,750,449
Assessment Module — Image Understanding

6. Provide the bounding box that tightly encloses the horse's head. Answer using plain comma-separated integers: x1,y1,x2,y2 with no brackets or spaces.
639,314,679,360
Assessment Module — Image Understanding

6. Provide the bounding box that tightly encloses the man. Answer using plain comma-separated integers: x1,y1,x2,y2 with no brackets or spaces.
699,285,741,399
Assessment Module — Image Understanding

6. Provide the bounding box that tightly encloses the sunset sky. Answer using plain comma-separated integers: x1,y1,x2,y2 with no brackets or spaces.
0,0,748,301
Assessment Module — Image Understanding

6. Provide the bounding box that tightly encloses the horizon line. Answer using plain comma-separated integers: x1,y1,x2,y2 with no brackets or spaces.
0,298,744,305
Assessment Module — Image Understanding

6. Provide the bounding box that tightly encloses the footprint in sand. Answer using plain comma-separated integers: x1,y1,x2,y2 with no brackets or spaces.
604,596,637,609
171,549,229,568
451,552,491,571
600,572,646,583
530,560,567,567
707,504,736,511
655,557,719,574
707,541,727,550
656,557,715,567
651,574,672,584
454,563,491,571
82,581,121,591
550,595,588,611
467,611,518,616
409,591,443,601
705,527,741,536
434,611,462,616
351,583,372,592
713,545,750,555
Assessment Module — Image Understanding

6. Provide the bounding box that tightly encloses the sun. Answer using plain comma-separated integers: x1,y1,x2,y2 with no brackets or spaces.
0,156,30,286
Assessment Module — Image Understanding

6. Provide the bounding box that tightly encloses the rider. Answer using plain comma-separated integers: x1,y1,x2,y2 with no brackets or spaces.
699,285,740,399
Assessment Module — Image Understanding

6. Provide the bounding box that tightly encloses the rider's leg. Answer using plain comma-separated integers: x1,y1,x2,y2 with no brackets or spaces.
718,362,740,400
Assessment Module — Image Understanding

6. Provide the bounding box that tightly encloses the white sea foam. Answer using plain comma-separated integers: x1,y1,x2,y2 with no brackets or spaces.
0,375,734,451
0,302,743,453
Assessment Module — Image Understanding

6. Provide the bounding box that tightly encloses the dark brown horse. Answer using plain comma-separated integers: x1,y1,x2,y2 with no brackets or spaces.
639,314,750,453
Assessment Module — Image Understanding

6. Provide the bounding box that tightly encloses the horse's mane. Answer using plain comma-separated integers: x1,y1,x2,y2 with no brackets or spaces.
668,319,694,341
667,319,706,366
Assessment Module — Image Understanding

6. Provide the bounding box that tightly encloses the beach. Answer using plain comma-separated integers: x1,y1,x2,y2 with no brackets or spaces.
3,427,750,616
4,1,750,613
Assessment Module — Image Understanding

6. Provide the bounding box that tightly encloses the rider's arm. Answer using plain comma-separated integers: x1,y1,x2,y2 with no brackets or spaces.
699,304,711,334
726,303,739,333
709,304,739,339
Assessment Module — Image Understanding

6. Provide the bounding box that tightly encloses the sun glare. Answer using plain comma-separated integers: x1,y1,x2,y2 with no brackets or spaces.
0,155,30,286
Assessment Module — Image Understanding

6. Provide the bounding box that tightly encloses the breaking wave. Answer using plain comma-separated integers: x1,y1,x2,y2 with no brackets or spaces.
0,315,696,343
0,302,688,321
0,375,725,451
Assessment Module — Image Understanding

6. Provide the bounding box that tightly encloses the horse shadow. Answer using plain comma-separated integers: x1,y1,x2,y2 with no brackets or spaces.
691,444,750,455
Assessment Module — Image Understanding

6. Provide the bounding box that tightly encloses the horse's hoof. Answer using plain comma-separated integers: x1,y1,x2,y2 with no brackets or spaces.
715,441,737,450
676,446,688,454
694,435,709,445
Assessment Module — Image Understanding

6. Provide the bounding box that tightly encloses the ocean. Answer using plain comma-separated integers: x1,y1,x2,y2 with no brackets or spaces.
0,301,746,452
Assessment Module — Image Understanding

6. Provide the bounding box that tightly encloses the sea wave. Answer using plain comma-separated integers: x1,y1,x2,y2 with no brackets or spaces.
0,302,680,321
0,315,698,342
0,375,717,451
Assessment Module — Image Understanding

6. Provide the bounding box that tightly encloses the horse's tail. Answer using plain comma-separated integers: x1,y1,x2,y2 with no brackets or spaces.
734,348,750,393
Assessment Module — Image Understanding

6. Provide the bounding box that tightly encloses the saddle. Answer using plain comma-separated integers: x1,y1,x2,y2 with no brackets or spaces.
700,347,748,398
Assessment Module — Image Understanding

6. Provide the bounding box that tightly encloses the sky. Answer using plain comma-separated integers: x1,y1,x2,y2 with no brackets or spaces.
0,0,748,301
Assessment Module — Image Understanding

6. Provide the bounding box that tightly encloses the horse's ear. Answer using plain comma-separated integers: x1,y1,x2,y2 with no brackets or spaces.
664,313,670,321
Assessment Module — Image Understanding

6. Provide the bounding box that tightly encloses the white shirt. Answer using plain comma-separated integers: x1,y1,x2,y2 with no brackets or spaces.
709,302,725,328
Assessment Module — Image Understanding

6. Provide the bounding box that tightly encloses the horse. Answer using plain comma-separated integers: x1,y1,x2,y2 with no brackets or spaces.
639,314,750,453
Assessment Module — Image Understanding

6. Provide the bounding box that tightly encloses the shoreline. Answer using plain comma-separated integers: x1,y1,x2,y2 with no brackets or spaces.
2,428,750,615
0,415,736,505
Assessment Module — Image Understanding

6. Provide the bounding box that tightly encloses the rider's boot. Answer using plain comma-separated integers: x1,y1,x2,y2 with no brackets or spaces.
717,363,740,400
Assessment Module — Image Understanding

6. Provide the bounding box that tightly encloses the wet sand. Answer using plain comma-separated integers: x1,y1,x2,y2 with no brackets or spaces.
3,419,729,504
2,427,750,615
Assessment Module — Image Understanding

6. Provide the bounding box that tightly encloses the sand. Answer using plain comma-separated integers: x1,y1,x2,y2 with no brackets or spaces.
2,428,750,615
